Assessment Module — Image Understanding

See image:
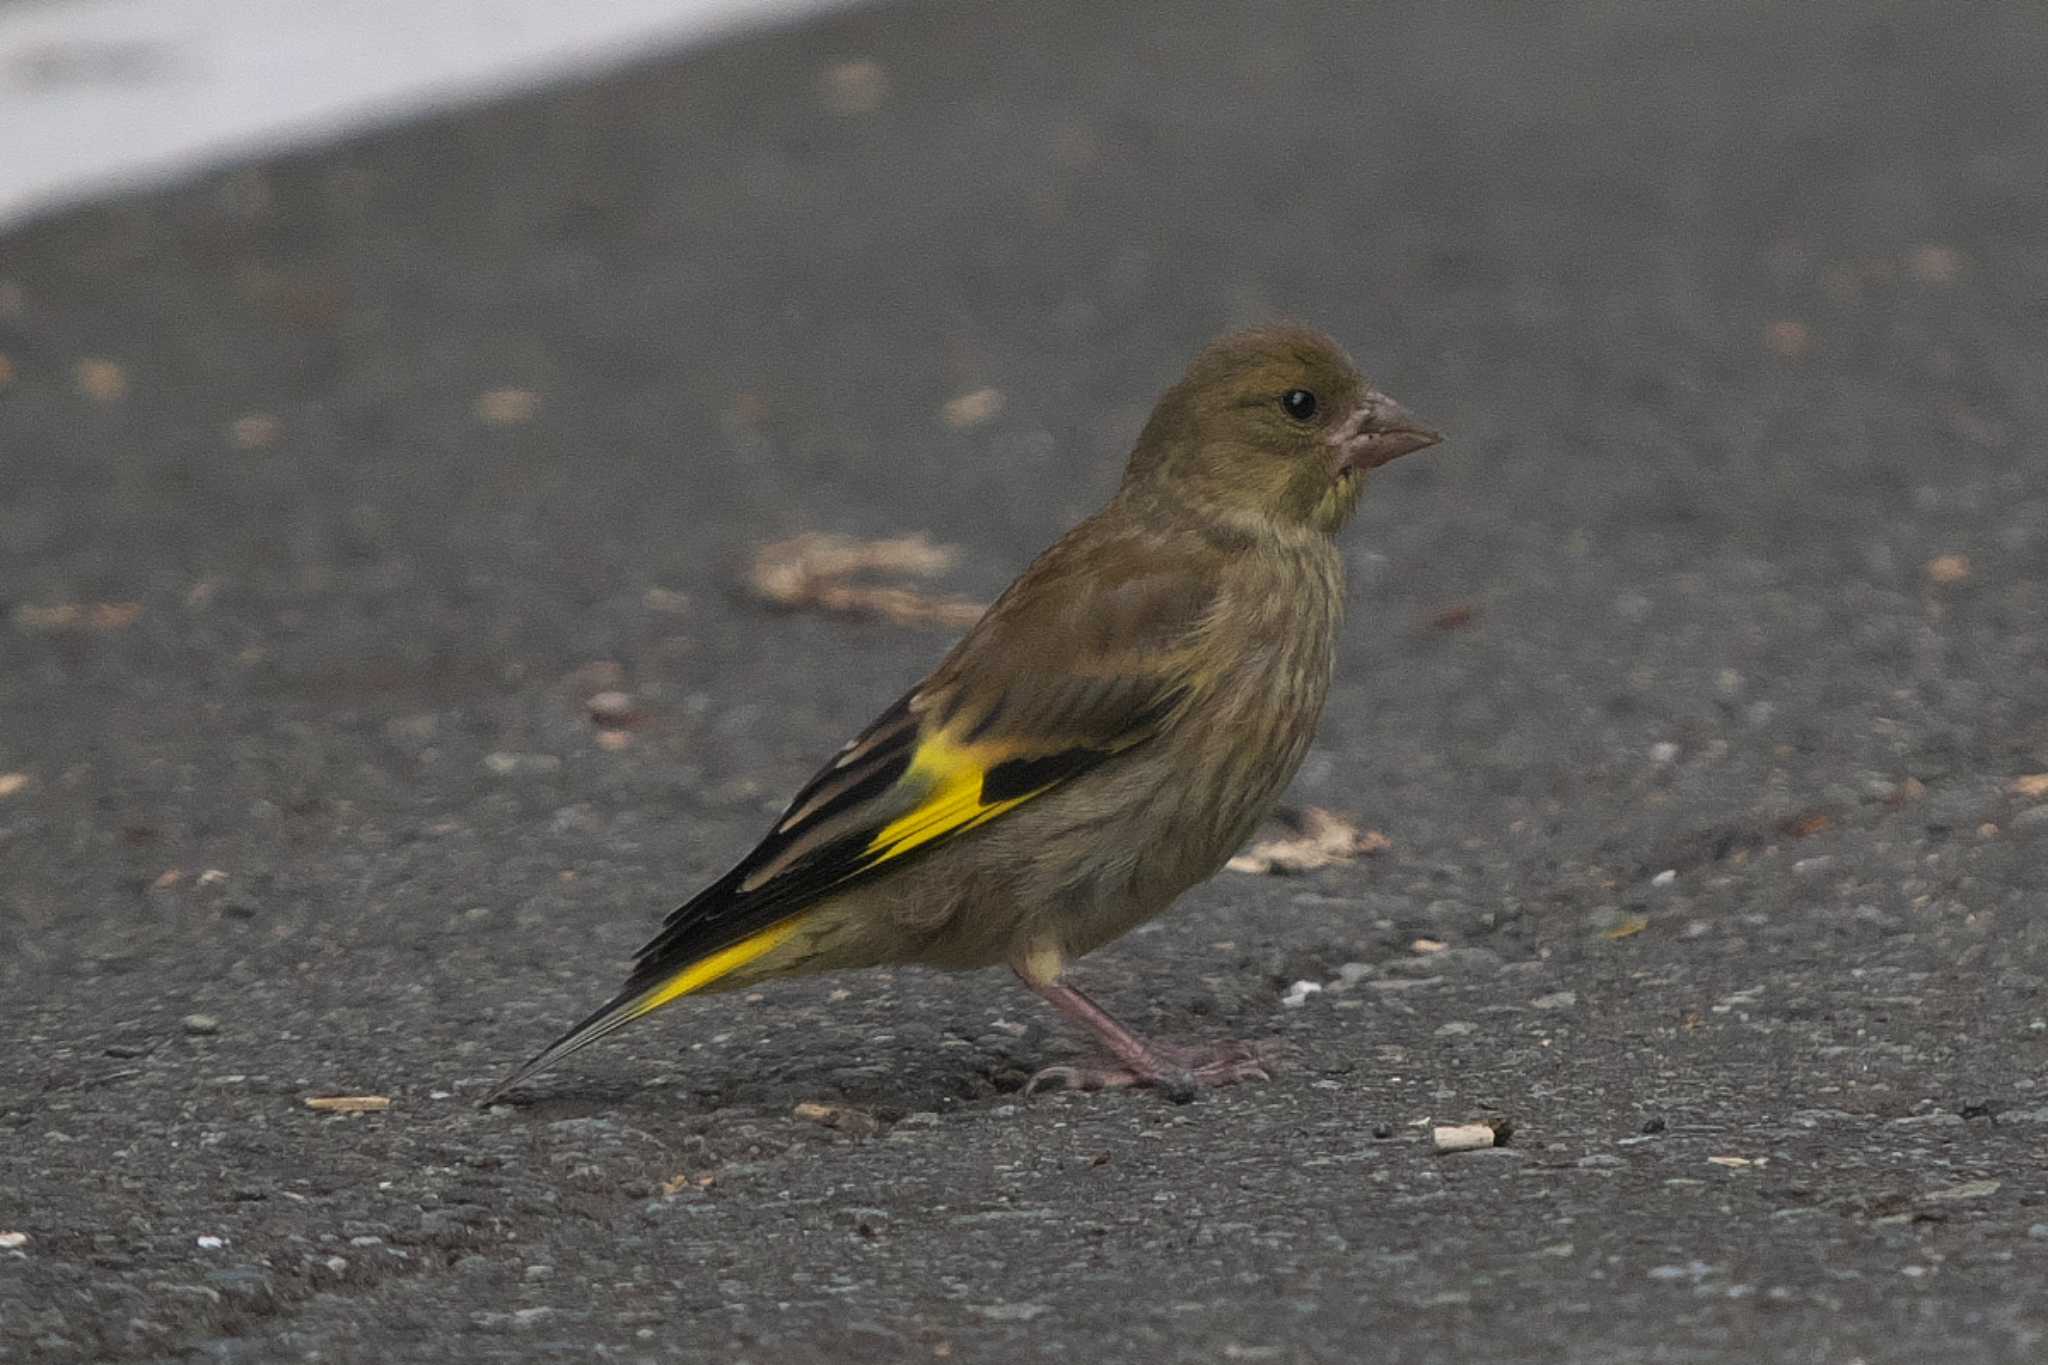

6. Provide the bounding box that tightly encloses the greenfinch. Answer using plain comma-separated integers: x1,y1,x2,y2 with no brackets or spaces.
487,325,1441,1103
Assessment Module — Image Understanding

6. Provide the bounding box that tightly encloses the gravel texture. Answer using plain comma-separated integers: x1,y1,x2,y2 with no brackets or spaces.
3,0,2046,1361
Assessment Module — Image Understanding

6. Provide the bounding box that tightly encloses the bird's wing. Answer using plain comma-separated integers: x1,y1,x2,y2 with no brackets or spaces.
485,529,1219,1097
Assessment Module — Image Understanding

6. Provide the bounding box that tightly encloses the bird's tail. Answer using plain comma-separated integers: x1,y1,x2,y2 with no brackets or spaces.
477,916,806,1105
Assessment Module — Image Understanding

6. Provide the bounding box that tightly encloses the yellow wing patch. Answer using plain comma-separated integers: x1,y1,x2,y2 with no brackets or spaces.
862,734,1034,868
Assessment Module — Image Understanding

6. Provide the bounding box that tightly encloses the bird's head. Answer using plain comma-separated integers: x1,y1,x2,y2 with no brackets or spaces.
1124,325,1441,536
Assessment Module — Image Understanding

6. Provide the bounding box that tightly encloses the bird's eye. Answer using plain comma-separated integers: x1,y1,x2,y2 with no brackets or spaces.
1281,389,1319,421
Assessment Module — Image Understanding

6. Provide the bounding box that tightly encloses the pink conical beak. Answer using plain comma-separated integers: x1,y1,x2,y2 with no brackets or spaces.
1330,392,1442,472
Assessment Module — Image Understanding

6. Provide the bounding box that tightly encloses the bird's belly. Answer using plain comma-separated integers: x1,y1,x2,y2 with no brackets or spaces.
893,654,1330,970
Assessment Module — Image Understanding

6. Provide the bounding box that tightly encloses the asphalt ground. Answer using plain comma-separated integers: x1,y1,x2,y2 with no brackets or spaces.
4,1,2047,1361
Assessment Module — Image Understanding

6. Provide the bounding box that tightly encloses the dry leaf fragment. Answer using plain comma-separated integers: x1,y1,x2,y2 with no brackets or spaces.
749,533,986,629
2009,774,2048,800
13,601,144,631
1227,807,1390,875
150,868,184,891
1425,602,1479,632
1763,320,1811,360
1603,916,1648,941
305,1095,390,1113
820,59,889,115
1783,813,1832,838
1907,245,1962,285
758,532,957,584
474,388,539,426
75,358,127,401
940,387,1004,430
791,1101,881,1136
0,773,28,799
1925,554,1971,586
230,413,280,449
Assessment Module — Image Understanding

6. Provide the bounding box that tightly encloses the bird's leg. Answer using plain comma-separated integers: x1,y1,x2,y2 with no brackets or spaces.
1013,968,1269,1103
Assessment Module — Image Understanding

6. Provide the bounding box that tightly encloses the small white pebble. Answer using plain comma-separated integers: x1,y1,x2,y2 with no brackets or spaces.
1433,1123,1497,1153
0,1232,26,1249
1651,869,1677,887
1280,980,1323,1009
196,1236,225,1250
1649,742,1680,764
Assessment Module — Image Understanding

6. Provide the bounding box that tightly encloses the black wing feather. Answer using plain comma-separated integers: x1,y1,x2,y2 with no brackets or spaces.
621,691,923,989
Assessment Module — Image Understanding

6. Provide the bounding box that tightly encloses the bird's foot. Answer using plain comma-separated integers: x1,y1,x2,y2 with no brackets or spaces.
1024,1039,1270,1104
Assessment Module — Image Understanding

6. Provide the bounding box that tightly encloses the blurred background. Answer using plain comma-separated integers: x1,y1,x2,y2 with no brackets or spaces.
2,1,2046,1361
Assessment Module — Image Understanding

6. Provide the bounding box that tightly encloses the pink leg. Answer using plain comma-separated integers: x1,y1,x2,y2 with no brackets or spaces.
1013,968,1270,1103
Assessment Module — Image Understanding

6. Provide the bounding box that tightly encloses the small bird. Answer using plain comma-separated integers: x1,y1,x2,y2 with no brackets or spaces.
486,325,1440,1103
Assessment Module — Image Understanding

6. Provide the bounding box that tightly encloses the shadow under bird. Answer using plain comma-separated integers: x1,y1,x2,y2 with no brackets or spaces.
486,325,1442,1104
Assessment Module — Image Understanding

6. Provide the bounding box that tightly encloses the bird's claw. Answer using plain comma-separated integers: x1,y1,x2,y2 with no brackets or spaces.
1023,1041,1270,1102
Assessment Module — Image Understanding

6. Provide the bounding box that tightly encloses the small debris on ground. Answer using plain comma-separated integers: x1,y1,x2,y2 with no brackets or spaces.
1425,602,1479,632
820,59,890,115
748,532,986,628
1763,320,1811,360
1921,1179,2000,1203
1924,554,1971,586
13,601,143,631
1227,807,1390,874
0,1232,26,1249
474,388,539,426
75,357,127,401
2011,774,2048,799
484,752,563,776
0,773,27,799
791,1101,882,1136
182,1014,220,1036
305,1095,392,1113
586,690,636,725
230,413,280,449
941,387,1005,430
1908,244,1963,284
1433,1119,1511,1153
1604,916,1648,940
1280,980,1323,1009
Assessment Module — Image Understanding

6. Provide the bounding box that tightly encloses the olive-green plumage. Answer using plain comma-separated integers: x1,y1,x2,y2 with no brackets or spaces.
487,325,1441,1101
